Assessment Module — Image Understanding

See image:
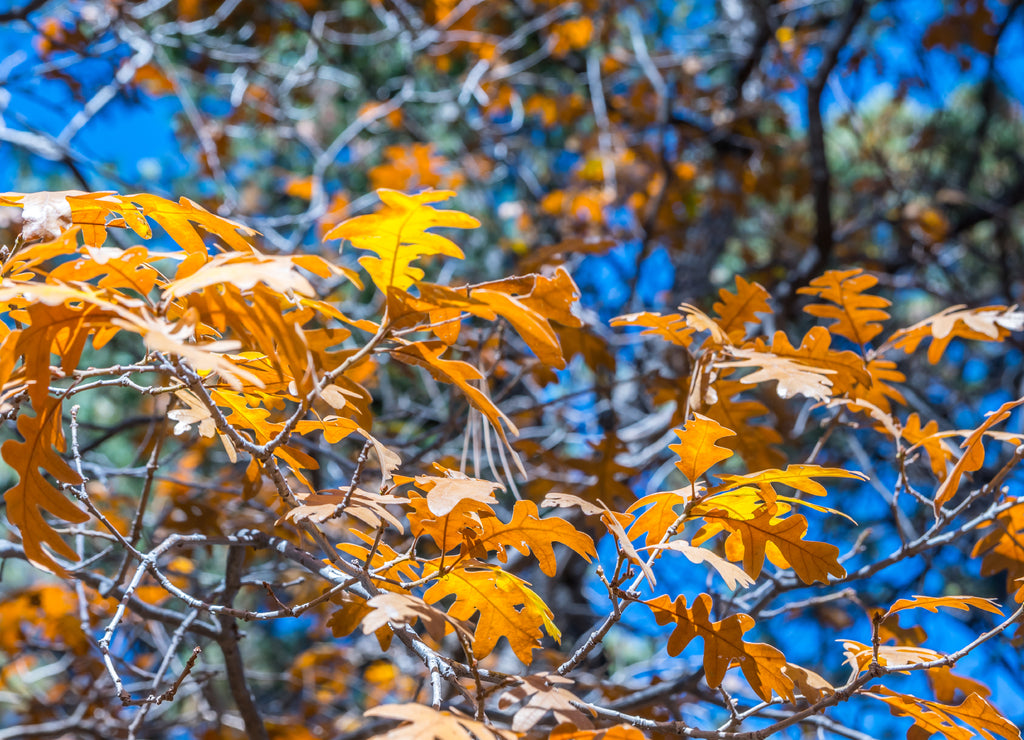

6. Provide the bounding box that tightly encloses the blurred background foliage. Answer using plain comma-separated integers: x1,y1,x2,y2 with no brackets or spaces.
2,0,1024,735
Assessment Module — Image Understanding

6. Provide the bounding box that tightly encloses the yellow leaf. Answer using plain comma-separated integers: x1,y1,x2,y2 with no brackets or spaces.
325,189,478,292
695,506,845,584
423,563,560,664
626,489,693,546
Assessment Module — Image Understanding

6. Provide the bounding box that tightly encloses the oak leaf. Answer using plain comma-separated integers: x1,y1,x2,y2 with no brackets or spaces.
694,506,845,584
712,274,772,343
1,399,89,575
498,673,594,732
480,500,595,576
423,563,560,664
669,414,735,484
325,189,479,292
797,269,891,347
646,593,793,701
363,704,516,740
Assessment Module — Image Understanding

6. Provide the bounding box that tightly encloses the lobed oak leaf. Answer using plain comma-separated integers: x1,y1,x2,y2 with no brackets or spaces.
407,492,495,554
971,499,1024,595
479,499,596,576
870,687,1020,740
362,593,472,643
540,492,606,516
423,562,560,664
646,593,793,701
842,641,944,674
928,666,992,704
644,541,755,590
499,673,594,732
695,506,845,584
162,251,318,301
550,724,646,740
626,488,693,546
285,488,407,532
1,399,89,575
363,703,516,740
712,274,772,343
167,389,216,437
669,414,735,484
797,269,891,347
325,189,478,292
127,193,258,256
414,473,501,518
717,349,835,401
884,595,1003,619
934,397,1024,512
888,305,1024,364
712,465,866,507
746,326,871,397
782,663,834,702
610,310,694,347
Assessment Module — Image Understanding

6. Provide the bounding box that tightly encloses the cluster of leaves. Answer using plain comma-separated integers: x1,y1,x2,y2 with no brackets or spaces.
1,187,1024,740
5,0,1024,314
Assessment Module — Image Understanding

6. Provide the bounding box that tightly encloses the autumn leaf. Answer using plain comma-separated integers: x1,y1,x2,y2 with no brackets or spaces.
887,305,1024,364
712,274,772,343
693,506,845,584
644,540,755,590
870,687,1021,740
364,704,517,740
797,269,891,347
1,399,89,575
325,189,479,292
626,488,692,546
361,593,472,643
414,473,502,518
842,641,944,673
479,499,596,576
711,465,866,507
646,592,793,701
610,310,694,347
934,397,1024,511
669,414,735,484
498,673,594,732
884,595,1003,619
423,563,560,664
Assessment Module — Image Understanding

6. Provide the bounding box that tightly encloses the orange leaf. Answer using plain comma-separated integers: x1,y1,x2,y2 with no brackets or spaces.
646,593,793,701
712,274,772,343
1,399,89,575
797,269,891,347
669,414,735,484
479,499,596,576
884,595,1003,619
695,506,845,584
